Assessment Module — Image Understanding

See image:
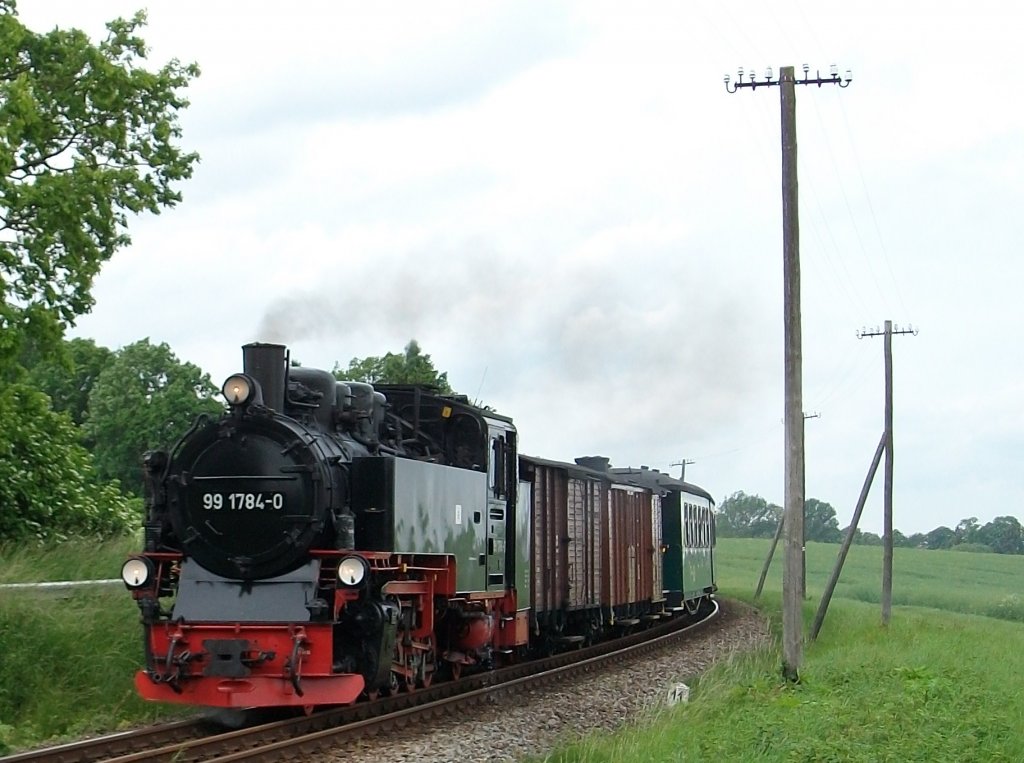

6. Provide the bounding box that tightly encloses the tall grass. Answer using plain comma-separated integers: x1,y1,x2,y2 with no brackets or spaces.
0,537,185,753
536,539,1024,762
0,535,140,584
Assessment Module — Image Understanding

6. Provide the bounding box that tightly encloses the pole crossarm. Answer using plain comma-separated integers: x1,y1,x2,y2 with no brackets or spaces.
670,459,695,481
725,64,852,93
857,324,918,338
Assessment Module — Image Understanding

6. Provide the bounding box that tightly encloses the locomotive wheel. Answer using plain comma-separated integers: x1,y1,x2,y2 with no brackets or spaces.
450,661,462,681
395,643,416,692
418,636,437,688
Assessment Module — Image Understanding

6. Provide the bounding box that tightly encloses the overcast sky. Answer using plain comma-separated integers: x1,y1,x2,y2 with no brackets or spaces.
23,1,1023,535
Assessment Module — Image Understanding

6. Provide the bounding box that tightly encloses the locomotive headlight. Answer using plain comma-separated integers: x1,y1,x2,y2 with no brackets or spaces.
338,556,368,586
121,557,155,589
222,374,253,406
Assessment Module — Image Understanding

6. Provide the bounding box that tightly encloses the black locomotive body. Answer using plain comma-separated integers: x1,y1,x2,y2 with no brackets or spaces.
123,343,715,710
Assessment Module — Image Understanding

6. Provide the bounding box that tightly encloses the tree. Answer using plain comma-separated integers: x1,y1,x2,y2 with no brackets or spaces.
85,339,222,494
954,517,980,546
925,526,955,550
904,532,927,549
977,516,1024,555
22,337,112,428
804,498,842,543
0,3,199,361
334,340,453,393
0,382,136,541
857,530,883,546
716,492,781,538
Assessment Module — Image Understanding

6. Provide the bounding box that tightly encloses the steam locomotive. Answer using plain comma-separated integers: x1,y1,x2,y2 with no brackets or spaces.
122,343,716,710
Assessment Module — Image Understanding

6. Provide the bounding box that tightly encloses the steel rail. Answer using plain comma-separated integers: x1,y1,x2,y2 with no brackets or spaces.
0,718,208,763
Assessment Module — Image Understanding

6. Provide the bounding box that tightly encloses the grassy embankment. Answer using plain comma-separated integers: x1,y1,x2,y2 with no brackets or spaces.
0,537,189,753
537,538,1024,762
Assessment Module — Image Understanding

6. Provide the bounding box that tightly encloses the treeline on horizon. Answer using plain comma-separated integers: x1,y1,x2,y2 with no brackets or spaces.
717,491,1024,555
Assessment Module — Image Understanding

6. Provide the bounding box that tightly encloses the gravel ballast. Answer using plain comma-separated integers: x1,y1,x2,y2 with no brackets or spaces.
332,599,770,763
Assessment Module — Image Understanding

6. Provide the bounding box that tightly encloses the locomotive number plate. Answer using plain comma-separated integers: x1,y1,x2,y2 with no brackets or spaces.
201,492,285,511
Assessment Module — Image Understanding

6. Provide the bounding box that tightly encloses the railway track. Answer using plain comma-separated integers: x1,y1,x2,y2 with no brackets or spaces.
2,600,720,763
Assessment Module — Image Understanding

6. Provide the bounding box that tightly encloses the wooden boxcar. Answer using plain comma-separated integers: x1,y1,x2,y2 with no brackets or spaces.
520,455,605,642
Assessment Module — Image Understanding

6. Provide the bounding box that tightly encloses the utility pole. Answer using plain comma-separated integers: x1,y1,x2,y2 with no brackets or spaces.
857,320,917,625
726,63,851,681
670,459,695,482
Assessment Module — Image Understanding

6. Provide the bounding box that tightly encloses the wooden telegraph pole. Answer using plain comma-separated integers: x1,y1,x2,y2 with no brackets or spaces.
726,64,851,680
858,321,917,625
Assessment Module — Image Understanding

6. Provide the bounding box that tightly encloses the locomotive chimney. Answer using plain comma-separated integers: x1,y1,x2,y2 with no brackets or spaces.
242,343,287,412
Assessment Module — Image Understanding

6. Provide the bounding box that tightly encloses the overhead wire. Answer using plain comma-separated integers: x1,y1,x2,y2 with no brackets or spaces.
835,97,915,322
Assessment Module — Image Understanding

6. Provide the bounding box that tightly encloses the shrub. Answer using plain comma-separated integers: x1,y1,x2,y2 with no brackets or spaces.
951,543,994,553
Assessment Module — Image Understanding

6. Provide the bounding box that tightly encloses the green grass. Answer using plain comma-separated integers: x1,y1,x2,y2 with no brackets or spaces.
0,537,187,753
536,539,1024,762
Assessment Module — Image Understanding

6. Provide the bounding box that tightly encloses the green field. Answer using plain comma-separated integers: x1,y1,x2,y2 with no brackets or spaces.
718,537,1024,623
538,538,1024,762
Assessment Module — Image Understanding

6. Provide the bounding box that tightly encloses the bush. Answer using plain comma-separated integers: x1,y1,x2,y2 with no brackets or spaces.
989,594,1024,622
951,543,994,553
